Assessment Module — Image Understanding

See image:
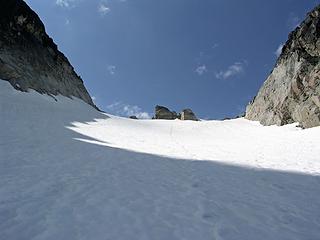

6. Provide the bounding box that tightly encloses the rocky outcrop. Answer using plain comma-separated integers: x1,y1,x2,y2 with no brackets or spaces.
153,105,198,121
0,0,96,108
245,5,320,128
180,109,198,121
154,105,178,120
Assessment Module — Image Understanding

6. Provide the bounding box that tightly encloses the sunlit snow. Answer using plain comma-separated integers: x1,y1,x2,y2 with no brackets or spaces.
1,80,320,240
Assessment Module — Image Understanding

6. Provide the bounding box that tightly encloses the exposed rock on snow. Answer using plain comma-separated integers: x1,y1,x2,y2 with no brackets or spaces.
245,5,320,128
154,105,198,121
154,105,178,120
0,0,95,108
181,108,198,121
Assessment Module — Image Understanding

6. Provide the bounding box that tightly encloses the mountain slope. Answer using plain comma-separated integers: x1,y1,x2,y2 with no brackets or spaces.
0,0,95,108
1,80,320,240
245,5,320,128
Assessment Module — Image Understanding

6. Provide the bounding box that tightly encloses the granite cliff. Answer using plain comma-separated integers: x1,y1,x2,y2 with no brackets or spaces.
0,0,95,108
245,5,320,128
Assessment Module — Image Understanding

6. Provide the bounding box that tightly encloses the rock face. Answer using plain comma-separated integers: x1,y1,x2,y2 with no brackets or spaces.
153,105,198,121
154,105,178,120
245,5,320,128
0,0,95,108
181,109,198,121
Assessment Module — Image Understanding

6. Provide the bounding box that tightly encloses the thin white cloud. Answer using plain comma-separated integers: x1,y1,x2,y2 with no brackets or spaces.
123,105,151,119
287,13,301,30
212,43,219,49
195,65,207,76
106,102,151,119
275,43,284,57
107,65,116,75
56,0,69,7
215,61,246,80
98,3,110,15
56,0,79,8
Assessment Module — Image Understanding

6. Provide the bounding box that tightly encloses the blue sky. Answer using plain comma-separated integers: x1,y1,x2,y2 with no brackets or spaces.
26,0,319,119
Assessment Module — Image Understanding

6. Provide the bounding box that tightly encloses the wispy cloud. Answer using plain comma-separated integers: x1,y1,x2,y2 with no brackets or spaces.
56,0,69,7
215,61,246,80
275,43,284,57
98,3,110,15
212,43,219,49
107,65,116,75
56,0,79,8
195,65,207,76
287,13,301,30
65,18,70,25
106,102,151,119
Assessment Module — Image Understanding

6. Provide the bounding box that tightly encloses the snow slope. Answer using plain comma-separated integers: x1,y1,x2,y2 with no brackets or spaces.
1,80,320,240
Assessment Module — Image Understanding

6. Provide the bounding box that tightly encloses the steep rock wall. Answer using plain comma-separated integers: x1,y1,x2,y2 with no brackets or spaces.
0,0,95,108
245,5,320,128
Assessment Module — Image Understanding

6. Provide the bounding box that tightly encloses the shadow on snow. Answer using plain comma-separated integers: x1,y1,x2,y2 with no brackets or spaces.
1,105,320,240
